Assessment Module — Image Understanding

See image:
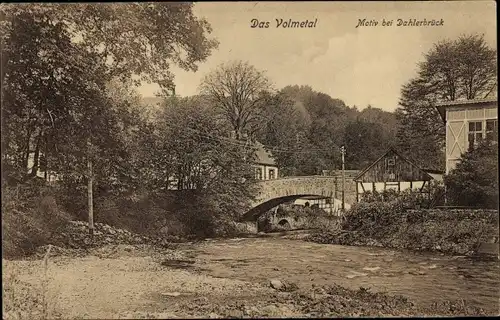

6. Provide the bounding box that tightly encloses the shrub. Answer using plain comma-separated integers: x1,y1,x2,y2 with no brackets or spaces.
360,183,444,209
444,140,498,209
342,200,403,237
308,192,498,255
2,180,72,258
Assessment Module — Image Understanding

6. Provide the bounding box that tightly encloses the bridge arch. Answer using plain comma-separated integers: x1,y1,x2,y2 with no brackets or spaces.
240,176,356,221
241,194,331,221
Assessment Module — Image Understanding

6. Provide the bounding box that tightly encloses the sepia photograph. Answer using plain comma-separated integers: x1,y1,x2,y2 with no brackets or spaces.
1,1,498,318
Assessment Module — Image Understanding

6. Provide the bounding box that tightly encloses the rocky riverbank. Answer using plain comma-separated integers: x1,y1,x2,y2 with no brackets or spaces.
306,208,499,257
3,218,498,318
3,240,492,319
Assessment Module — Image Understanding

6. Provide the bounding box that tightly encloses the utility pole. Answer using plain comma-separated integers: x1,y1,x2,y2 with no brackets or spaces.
340,145,346,212
87,139,94,239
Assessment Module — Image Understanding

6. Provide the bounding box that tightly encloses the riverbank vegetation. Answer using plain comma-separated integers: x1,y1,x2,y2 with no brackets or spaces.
257,204,342,233
307,190,498,256
444,140,498,209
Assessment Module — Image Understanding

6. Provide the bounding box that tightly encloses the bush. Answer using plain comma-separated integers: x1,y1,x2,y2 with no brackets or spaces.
360,183,444,209
444,140,498,209
342,200,403,237
307,195,499,255
2,180,72,258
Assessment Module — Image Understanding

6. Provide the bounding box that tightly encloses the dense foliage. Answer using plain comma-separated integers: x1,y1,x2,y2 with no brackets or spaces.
396,34,497,171
1,3,228,256
308,199,498,256
255,85,398,174
359,185,445,208
1,3,218,186
444,140,498,209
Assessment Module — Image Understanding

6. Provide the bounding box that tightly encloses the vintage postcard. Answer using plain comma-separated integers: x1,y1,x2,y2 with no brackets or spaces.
2,1,498,319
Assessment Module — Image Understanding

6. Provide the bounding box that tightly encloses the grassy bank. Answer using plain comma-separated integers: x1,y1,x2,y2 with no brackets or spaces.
2,179,249,259
306,200,498,256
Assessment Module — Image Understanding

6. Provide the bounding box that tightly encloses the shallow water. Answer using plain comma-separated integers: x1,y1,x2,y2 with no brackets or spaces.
192,237,500,314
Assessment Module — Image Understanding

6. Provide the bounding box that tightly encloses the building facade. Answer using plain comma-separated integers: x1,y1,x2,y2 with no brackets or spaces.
353,148,435,202
253,142,279,180
435,99,498,174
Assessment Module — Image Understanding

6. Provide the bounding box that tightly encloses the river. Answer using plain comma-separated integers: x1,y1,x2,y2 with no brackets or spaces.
190,236,499,314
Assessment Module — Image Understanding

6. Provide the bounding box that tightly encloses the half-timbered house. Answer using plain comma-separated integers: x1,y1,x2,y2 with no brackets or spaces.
353,148,435,202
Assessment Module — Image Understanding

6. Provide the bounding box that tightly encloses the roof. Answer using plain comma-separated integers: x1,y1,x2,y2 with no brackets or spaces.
423,169,444,175
254,142,277,166
434,98,498,107
434,98,498,122
354,147,434,182
426,172,443,182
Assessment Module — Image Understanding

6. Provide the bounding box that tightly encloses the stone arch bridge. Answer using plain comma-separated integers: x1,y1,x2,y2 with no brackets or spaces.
241,175,356,221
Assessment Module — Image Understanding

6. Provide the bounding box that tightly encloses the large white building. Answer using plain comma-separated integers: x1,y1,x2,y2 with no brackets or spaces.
435,98,498,174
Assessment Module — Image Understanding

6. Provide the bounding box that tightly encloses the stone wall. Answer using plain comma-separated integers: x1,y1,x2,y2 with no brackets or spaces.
332,176,357,205
253,176,357,208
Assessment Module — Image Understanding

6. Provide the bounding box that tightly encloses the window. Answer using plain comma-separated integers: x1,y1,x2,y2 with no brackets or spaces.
468,121,483,150
255,168,263,180
269,169,276,180
486,119,498,142
468,119,498,149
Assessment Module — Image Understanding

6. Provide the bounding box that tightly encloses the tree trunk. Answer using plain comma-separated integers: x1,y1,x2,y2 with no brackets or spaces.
23,126,33,171
43,134,48,181
30,131,42,177
87,152,94,237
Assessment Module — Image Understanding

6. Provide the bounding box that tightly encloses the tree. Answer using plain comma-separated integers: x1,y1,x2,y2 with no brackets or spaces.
1,10,114,184
254,93,304,175
199,60,273,140
396,34,497,170
358,105,398,141
255,85,399,175
1,4,219,238
1,3,218,92
343,120,388,170
145,97,258,236
277,85,350,173
444,140,498,209
1,3,218,184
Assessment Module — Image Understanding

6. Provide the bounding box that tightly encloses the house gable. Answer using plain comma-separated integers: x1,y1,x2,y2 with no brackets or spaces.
254,142,277,166
354,148,433,183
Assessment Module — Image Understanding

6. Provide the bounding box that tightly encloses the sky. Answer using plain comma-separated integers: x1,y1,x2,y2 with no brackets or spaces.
138,1,496,112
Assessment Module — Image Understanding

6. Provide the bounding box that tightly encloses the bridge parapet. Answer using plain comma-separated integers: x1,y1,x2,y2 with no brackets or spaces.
253,176,335,205
253,175,357,207
242,175,356,221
